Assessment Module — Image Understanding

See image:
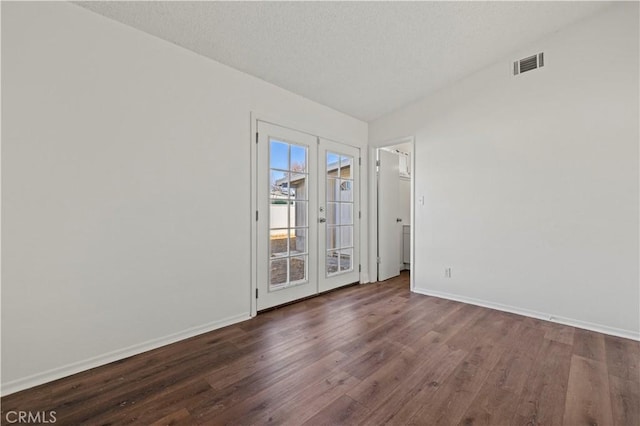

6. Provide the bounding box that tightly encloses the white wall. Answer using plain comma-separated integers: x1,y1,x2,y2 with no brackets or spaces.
370,3,639,338
1,2,367,393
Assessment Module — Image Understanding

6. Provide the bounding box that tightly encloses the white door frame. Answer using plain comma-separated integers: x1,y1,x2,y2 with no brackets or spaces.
368,136,416,291
250,112,367,317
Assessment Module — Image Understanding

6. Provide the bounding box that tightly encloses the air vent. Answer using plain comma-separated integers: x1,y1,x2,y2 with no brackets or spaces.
513,52,544,75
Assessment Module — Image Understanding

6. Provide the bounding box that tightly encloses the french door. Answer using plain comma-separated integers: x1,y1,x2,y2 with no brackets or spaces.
256,121,360,310
318,138,360,292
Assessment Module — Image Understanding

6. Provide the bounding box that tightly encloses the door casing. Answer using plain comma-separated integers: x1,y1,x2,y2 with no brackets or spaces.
368,137,416,288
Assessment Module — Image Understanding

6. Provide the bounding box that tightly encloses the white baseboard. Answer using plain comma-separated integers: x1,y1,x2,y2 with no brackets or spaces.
1,312,251,396
412,287,640,342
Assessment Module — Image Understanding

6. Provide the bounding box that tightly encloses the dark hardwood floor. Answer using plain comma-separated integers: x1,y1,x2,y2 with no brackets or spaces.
2,272,638,425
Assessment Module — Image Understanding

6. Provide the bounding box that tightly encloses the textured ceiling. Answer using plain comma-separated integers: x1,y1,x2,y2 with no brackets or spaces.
75,1,612,122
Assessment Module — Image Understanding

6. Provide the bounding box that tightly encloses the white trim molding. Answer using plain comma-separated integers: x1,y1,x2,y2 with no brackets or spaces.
412,287,640,342
1,312,250,396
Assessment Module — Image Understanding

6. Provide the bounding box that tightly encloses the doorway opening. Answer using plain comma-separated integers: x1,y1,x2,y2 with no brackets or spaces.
372,138,415,288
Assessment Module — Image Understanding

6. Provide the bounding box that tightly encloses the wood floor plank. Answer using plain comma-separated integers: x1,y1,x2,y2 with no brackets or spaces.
93,379,215,426
407,341,506,425
340,340,408,381
149,408,193,426
609,374,640,426
314,350,350,372
194,352,335,425
446,309,520,351
391,301,457,349
41,341,242,424
404,329,444,352
573,328,607,362
512,339,573,426
1,328,244,418
501,322,547,354
2,272,637,426
301,395,370,426
563,355,614,426
604,334,640,381
194,343,347,419
232,283,400,348
360,343,467,425
252,369,360,425
204,295,395,391
544,323,575,346
433,303,487,344
458,335,540,426
345,345,417,408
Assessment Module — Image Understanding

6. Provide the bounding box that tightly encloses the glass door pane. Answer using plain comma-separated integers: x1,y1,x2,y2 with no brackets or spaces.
269,139,309,289
325,151,354,276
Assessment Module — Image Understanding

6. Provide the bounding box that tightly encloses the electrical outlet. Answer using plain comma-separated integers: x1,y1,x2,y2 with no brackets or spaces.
445,267,452,278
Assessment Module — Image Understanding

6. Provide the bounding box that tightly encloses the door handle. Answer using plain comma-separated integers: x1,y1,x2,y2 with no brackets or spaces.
319,218,326,223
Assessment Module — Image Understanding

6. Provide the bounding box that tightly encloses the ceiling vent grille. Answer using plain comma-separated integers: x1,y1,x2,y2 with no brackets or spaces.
513,52,544,75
